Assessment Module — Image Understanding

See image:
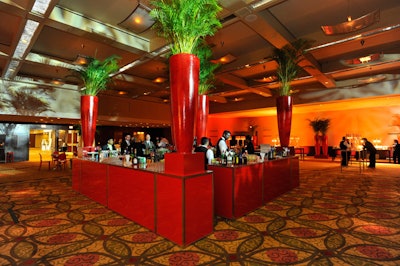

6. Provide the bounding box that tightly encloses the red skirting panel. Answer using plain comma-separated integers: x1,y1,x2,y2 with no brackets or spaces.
80,160,108,206
263,157,299,202
156,172,213,246
108,166,156,231
209,164,263,219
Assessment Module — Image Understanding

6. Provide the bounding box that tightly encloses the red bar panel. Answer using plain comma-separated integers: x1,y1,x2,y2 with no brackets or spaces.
108,166,156,231
263,159,289,202
184,173,213,245
156,172,213,246
233,164,263,218
208,166,234,218
156,174,184,245
209,164,263,219
80,160,108,205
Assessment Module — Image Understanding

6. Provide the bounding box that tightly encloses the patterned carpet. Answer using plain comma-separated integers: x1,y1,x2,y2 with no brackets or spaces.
0,160,399,265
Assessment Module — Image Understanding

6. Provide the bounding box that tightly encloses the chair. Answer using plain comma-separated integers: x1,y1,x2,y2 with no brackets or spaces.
51,151,59,165
56,153,67,170
39,153,51,171
6,151,14,163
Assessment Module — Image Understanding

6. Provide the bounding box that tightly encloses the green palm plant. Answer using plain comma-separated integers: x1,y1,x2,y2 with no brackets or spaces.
308,118,330,135
75,55,120,96
196,41,220,95
149,0,222,55
273,39,313,96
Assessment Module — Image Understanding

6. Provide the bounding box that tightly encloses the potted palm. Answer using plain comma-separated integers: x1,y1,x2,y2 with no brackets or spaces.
75,55,120,149
195,41,220,140
150,0,221,153
308,118,330,158
273,39,312,148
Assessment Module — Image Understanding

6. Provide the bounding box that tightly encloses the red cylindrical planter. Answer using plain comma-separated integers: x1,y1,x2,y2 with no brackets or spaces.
195,94,209,140
169,53,199,153
80,95,98,149
321,135,328,156
314,134,321,156
276,96,292,148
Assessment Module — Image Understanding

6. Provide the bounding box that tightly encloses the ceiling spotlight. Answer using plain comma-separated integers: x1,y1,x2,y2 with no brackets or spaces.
117,90,128,95
341,53,381,66
50,78,65,85
254,76,277,83
73,54,89,65
153,77,167,83
211,54,236,65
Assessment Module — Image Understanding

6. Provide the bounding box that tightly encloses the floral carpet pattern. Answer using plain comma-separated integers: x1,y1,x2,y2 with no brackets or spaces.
0,161,399,265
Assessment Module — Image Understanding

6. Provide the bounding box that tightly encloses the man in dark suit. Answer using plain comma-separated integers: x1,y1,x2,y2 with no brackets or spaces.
120,134,132,154
362,137,377,168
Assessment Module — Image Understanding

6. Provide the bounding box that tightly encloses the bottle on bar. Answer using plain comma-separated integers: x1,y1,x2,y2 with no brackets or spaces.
132,148,138,165
221,151,227,165
226,150,233,165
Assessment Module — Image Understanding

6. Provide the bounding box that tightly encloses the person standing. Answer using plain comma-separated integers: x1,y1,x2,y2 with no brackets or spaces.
194,137,214,169
362,137,377,168
216,130,231,157
339,136,351,166
144,134,156,150
120,134,132,154
392,139,400,164
244,135,255,154
102,138,116,151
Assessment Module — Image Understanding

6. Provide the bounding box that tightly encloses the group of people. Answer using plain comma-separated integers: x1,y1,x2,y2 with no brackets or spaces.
102,133,169,157
340,136,400,168
194,130,255,169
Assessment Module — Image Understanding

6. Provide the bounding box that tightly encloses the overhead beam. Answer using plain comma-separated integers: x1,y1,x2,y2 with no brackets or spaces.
236,8,336,88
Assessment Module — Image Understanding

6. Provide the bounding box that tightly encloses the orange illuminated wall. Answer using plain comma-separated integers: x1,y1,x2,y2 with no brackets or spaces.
208,105,400,148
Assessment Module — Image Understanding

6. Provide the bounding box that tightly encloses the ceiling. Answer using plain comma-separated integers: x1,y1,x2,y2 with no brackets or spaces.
1,0,400,126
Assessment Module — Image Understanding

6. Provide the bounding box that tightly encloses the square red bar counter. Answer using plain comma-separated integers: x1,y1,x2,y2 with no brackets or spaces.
72,152,213,247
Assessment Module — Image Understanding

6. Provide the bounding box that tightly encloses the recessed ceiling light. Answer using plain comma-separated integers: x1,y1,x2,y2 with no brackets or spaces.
211,54,236,65
254,76,277,83
117,90,128,95
118,3,155,33
153,77,167,83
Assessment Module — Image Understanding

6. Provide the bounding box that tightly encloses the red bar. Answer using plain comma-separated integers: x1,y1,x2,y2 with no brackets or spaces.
156,172,213,246
108,166,156,231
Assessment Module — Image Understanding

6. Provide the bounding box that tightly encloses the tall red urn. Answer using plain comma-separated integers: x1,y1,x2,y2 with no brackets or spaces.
195,94,209,141
314,134,321,156
276,96,292,148
80,95,98,149
169,53,199,153
321,134,328,157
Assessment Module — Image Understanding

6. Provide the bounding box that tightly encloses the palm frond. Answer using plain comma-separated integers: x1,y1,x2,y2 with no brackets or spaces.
273,39,313,96
195,40,220,94
75,55,120,96
150,0,222,55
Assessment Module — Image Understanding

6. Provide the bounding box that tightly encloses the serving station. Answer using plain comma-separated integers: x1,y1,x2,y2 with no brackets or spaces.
72,155,299,245
208,157,299,219
72,156,213,247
